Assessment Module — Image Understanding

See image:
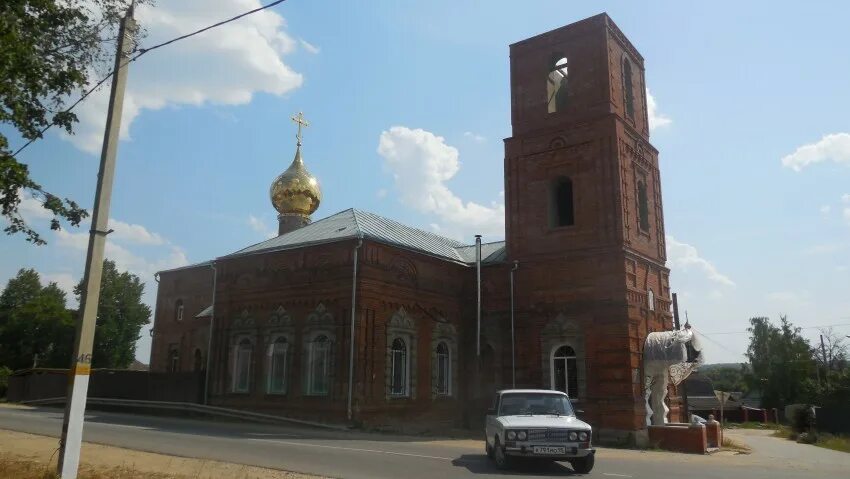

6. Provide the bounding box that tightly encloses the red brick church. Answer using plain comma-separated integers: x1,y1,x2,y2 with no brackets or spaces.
150,13,677,443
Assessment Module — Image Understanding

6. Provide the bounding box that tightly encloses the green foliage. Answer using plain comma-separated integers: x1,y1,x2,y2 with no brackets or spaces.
0,0,151,244
0,261,150,371
0,269,74,370
74,260,151,368
745,315,816,409
702,363,750,394
0,366,11,397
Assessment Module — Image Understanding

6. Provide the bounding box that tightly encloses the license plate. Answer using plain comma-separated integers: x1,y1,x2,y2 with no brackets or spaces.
532,446,566,455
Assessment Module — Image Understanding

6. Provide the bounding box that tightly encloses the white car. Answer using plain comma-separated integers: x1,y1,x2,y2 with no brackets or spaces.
484,389,595,473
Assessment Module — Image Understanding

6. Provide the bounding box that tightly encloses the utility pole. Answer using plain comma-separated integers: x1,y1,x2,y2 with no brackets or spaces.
58,7,136,479
820,334,829,386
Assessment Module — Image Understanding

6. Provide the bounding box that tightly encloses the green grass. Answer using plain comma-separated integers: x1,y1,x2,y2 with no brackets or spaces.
727,421,781,430
769,426,850,453
816,434,850,453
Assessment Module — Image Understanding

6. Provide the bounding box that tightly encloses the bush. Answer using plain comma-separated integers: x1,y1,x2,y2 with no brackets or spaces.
790,405,815,433
0,366,11,398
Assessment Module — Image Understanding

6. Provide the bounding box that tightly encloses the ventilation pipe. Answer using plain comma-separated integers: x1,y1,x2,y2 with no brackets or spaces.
510,260,519,388
204,261,217,405
475,235,482,357
347,237,363,421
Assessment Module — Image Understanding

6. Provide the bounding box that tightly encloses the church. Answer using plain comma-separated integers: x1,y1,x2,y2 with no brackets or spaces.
149,13,677,443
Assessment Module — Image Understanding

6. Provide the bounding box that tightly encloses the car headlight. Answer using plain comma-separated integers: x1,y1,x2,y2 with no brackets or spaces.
517,431,527,440
568,431,578,441
507,431,517,440
579,431,588,441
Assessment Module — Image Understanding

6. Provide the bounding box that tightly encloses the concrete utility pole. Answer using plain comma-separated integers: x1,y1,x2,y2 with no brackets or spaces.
58,7,136,479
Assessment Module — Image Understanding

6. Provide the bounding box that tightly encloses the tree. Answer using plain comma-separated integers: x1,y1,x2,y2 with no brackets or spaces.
745,315,816,408
0,268,74,370
74,259,150,368
1,0,150,244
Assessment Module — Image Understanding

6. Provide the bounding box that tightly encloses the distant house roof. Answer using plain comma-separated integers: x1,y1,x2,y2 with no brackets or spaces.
223,208,507,266
681,372,715,397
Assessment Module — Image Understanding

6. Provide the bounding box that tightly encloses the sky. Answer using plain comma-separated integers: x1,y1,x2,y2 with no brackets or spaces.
2,0,849,366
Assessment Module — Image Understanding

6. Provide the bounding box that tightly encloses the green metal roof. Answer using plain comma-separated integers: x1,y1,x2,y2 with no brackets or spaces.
223,208,506,265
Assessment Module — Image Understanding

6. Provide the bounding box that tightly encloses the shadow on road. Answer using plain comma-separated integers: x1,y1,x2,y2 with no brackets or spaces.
451,454,577,476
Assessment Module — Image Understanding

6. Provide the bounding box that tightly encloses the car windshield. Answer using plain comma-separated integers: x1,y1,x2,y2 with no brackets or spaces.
498,392,574,416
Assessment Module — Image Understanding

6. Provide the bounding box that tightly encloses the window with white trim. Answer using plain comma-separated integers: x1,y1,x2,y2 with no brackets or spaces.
648,289,655,311
435,341,450,396
390,338,409,397
232,338,253,393
551,344,578,398
307,335,331,396
267,336,288,394
175,299,184,321
168,348,179,373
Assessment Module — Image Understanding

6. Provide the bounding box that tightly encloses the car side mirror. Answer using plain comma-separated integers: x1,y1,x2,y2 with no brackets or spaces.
486,408,496,416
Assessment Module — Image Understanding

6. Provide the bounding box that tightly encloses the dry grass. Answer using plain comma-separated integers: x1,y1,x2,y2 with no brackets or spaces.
0,428,324,479
0,455,187,479
721,435,752,454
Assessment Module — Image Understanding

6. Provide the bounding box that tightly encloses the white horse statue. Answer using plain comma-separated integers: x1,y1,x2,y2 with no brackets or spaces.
643,326,703,425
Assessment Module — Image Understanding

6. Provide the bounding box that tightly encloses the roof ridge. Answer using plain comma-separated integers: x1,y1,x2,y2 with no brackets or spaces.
350,208,365,238
353,209,465,247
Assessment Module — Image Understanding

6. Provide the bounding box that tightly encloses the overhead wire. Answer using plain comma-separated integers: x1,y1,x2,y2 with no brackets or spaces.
11,0,288,158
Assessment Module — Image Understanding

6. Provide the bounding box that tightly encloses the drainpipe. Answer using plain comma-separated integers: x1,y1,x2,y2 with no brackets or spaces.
475,235,482,357
347,237,363,422
509,260,519,388
203,262,217,405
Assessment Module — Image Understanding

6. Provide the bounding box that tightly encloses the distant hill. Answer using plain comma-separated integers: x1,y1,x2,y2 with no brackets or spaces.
699,363,747,371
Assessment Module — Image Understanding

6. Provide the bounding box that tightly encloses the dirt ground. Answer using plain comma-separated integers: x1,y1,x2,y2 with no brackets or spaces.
0,429,326,479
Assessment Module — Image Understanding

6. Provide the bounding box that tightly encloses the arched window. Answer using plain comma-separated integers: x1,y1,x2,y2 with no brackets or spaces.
622,57,635,119
390,338,408,397
637,179,650,232
168,348,180,373
551,345,578,398
435,342,450,396
307,335,331,395
267,336,288,394
547,56,569,113
550,176,575,227
647,289,655,311
193,349,203,372
175,299,184,321
232,338,253,393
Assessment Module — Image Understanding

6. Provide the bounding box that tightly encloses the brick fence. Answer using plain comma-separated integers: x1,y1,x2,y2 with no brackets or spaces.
8,368,203,403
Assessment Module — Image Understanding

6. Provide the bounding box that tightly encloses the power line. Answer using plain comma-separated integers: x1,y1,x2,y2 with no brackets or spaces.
702,322,850,336
11,0,288,158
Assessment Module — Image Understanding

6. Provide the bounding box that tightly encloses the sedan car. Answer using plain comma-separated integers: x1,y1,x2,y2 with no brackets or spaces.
484,389,595,473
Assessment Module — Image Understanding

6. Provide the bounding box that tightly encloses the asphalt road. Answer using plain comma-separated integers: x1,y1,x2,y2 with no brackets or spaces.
1,406,846,479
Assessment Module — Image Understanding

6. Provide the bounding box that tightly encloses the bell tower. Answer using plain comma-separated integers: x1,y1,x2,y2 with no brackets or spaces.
504,13,675,443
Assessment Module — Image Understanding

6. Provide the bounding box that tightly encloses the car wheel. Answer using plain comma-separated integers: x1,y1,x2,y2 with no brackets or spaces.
485,439,493,458
492,437,512,470
570,454,595,474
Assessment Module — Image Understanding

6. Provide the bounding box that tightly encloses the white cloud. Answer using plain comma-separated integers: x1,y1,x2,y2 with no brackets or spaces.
377,126,504,240
42,272,78,300
646,88,671,131
376,188,387,199
820,205,831,215
766,290,811,305
781,133,850,172
299,38,320,54
64,0,304,153
247,214,276,239
108,218,165,245
463,131,486,143
16,190,55,222
666,235,735,287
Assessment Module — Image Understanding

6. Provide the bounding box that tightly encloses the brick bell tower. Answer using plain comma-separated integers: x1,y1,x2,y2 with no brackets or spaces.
504,13,675,444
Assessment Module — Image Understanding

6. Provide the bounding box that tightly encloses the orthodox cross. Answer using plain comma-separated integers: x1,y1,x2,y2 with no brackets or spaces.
290,111,309,146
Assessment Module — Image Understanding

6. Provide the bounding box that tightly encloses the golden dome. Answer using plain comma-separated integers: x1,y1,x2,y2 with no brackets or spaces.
270,144,321,217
